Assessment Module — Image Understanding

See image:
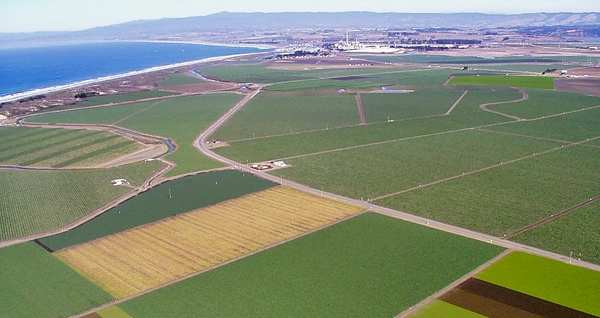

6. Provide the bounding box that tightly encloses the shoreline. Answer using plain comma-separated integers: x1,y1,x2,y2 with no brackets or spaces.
0,50,268,104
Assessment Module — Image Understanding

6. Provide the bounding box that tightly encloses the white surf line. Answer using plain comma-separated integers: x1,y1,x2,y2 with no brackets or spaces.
445,90,468,115
0,52,261,104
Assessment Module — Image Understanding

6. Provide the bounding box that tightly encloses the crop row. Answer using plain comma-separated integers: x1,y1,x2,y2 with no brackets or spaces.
0,127,141,168
0,161,162,241
56,186,363,298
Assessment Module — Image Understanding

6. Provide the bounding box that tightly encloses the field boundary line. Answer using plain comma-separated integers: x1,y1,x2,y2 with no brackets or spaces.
112,99,166,125
445,89,468,115
371,139,593,202
71,210,369,318
396,249,513,318
474,128,576,144
225,112,449,143
356,93,367,125
479,87,527,121
504,194,600,240
525,104,600,121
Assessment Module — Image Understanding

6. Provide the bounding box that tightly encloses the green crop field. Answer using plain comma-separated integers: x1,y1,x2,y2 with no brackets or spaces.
0,161,162,240
39,170,275,251
448,75,555,89
0,127,141,168
28,94,243,176
485,89,600,119
375,145,600,238
512,201,600,265
484,106,600,142
118,213,504,317
211,90,359,141
0,242,113,318
475,252,600,316
360,88,465,122
271,129,563,199
470,63,582,73
214,111,511,163
158,72,205,86
409,300,485,318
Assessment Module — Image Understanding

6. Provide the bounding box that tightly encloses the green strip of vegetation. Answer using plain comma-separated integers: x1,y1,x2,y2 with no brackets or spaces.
19,134,120,166
448,75,554,89
0,242,113,318
475,252,600,316
120,213,504,317
39,170,275,251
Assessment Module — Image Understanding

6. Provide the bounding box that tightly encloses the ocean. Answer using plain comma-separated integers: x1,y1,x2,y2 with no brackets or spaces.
0,42,264,97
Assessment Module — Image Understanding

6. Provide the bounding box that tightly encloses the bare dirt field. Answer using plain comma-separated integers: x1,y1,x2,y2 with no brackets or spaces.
439,278,596,318
266,55,391,70
555,78,600,96
159,81,238,94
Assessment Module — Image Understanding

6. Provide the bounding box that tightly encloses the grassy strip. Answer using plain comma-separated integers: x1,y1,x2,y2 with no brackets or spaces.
475,252,600,316
119,213,504,317
39,170,275,251
0,242,113,318
0,161,162,241
363,54,564,64
448,75,554,89
512,201,600,265
375,145,600,237
214,111,511,163
270,129,564,199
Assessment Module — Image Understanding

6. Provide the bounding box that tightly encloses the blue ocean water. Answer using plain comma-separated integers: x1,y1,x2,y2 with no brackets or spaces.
0,42,263,97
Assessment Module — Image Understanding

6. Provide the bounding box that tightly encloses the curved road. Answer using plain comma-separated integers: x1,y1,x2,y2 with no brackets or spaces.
194,87,600,273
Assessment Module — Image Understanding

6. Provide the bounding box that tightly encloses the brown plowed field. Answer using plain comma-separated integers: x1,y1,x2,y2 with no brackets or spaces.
56,186,363,298
555,78,600,96
439,278,597,318
160,81,236,93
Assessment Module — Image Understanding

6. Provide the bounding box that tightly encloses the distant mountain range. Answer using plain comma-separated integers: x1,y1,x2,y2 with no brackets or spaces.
2,12,600,45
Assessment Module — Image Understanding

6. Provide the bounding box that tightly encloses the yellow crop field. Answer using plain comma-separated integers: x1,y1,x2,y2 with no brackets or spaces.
56,186,363,298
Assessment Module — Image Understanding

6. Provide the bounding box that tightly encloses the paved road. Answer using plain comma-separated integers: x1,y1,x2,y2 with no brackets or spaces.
194,87,600,273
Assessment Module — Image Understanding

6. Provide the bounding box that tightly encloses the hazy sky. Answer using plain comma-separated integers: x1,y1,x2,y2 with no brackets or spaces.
2,0,599,33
